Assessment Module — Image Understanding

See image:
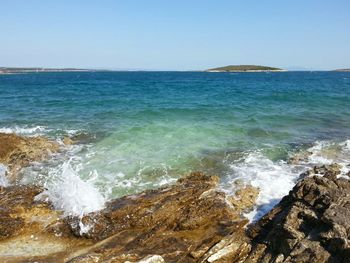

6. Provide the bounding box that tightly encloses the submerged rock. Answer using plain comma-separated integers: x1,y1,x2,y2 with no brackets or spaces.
0,133,59,182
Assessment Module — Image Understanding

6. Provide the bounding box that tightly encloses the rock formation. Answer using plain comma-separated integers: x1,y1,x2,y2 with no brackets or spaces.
0,133,59,182
0,173,258,262
245,165,350,263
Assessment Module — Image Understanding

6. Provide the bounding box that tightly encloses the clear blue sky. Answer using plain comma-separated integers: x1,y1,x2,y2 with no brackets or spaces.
1,1,349,70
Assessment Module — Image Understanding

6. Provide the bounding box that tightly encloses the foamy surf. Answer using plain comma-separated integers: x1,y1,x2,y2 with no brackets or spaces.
0,126,48,136
222,139,350,221
0,164,8,187
224,152,302,221
36,161,105,218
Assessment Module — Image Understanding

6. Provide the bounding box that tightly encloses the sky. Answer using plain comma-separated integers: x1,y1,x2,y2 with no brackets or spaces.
1,1,350,70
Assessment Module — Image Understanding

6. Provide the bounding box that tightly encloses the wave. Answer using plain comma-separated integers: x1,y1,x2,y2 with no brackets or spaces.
222,139,350,221
35,161,105,218
0,125,48,135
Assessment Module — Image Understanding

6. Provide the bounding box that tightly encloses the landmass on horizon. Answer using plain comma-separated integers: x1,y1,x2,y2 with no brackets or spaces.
333,68,350,72
206,65,285,72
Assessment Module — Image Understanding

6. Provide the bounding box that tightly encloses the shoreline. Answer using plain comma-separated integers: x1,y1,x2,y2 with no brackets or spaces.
0,132,349,262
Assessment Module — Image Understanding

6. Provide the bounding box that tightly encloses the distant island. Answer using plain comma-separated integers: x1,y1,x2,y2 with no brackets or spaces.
0,67,96,74
333,68,350,72
206,65,285,72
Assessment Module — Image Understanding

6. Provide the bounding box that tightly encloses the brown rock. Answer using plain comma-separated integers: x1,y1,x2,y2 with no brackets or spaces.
246,166,350,263
63,136,74,145
298,163,342,180
288,150,312,164
0,133,60,181
0,185,93,262
0,172,258,262
66,172,258,262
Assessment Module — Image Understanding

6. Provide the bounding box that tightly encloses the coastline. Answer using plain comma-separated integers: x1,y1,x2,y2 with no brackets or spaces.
0,132,349,262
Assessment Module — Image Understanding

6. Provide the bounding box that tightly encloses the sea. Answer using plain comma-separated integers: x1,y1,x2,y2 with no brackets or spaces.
1,71,350,219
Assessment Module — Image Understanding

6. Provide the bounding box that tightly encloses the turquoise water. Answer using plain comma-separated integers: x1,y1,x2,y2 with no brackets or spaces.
1,71,350,217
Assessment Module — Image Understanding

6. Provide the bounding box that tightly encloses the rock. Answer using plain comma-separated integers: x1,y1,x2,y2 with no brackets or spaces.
299,163,342,179
126,255,165,263
63,136,74,145
246,166,350,263
228,184,259,213
288,150,312,164
0,133,59,181
0,185,93,262
0,172,258,262
66,172,258,262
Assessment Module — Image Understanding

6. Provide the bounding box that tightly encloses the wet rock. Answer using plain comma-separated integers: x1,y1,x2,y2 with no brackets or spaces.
299,163,342,179
228,184,259,213
0,133,59,181
288,150,312,165
66,172,258,262
63,136,74,145
0,185,93,262
246,166,350,263
0,172,258,262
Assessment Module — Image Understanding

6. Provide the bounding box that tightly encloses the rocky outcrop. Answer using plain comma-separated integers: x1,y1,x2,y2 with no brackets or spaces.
0,133,59,182
245,165,350,263
0,172,258,262
4,166,348,263
0,184,93,262
65,173,258,262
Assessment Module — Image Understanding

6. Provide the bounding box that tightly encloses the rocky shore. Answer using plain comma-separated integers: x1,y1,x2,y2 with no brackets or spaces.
0,133,349,262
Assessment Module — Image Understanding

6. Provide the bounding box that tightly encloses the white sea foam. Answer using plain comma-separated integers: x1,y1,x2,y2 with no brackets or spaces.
36,161,105,218
0,125,48,135
224,152,301,221
223,139,350,221
0,164,9,187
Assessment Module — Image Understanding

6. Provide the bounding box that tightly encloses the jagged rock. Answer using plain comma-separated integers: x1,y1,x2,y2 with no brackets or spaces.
0,185,93,262
246,165,350,263
0,172,258,262
299,163,342,179
0,133,59,181
66,172,258,262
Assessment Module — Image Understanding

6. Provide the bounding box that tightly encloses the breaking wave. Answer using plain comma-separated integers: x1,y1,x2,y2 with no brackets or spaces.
35,161,105,218
222,139,350,221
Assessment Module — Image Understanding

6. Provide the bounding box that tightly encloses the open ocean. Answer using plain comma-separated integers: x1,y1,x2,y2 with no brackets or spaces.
1,71,350,219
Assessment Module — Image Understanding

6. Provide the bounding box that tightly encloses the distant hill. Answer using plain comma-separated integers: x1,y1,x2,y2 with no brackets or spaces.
333,69,350,72
0,67,95,74
206,65,284,72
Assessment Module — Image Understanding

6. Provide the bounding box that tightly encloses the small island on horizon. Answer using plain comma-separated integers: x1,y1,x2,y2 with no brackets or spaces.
333,68,350,72
206,65,285,72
